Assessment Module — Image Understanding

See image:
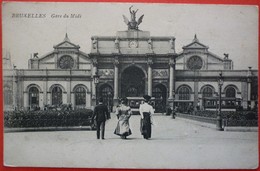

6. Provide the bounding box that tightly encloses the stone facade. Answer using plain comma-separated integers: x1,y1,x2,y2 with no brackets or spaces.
3,11,258,113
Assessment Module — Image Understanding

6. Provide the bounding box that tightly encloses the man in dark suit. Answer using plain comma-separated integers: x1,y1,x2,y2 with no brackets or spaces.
92,98,110,139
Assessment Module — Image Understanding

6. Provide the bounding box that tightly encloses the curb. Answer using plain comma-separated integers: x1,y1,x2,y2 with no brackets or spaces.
224,127,258,132
177,117,258,132
4,126,92,133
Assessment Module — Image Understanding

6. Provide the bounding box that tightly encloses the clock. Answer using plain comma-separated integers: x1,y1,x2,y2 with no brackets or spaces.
59,55,74,69
187,56,203,70
129,40,138,48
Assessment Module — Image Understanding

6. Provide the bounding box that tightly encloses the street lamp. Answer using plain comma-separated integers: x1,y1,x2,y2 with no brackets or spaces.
93,71,100,105
216,72,224,131
107,91,112,112
172,91,176,119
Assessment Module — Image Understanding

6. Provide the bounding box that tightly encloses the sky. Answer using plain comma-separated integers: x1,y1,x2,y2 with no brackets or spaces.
2,2,259,70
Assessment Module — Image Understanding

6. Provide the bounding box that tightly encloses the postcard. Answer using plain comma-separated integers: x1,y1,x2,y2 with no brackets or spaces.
2,2,259,169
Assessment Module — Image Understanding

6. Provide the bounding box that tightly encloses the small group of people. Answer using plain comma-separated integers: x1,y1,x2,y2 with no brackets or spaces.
91,95,154,140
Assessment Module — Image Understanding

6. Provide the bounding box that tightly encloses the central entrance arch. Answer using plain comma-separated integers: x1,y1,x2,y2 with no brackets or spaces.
121,66,146,97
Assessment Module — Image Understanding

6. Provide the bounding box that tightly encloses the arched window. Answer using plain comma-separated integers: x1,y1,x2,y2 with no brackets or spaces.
4,85,13,105
52,87,63,106
75,87,86,106
226,87,236,98
58,55,74,69
29,87,39,108
187,56,203,70
178,86,191,100
202,86,213,98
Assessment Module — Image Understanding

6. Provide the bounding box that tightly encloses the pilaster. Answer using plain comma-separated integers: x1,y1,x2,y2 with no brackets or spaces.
147,55,153,96
113,55,120,106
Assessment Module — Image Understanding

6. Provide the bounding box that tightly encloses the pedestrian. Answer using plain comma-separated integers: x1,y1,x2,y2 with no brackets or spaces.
114,97,132,139
139,95,154,139
92,97,110,140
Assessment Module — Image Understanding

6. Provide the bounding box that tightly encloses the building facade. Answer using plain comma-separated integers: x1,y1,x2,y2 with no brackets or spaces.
3,9,258,113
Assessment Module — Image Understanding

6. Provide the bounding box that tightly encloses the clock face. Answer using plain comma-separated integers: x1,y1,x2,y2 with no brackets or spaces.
59,55,74,69
129,41,138,48
187,56,203,70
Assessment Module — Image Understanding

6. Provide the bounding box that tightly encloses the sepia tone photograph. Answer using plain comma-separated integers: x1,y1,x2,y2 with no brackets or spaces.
2,2,259,169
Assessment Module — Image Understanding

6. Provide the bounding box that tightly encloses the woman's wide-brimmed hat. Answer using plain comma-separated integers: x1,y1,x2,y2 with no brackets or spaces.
143,95,151,101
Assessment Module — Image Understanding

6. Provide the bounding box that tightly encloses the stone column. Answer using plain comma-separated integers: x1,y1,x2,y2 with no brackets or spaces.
247,67,252,106
71,92,75,109
113,56,119,107
92,57,98,103
167,55,176,113
168,57,175,99
43,75,48,107
241,81,248,109
246,80,252,110
39,92,44,109
67,77,71,104
47,92,51,105
194,78,199,110
12,69,18,110
23,91,29,110
247,80,251,102
86,92,91,109
147,57,153,96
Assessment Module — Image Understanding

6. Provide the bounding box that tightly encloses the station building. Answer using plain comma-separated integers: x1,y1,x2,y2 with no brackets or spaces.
3,10,258,113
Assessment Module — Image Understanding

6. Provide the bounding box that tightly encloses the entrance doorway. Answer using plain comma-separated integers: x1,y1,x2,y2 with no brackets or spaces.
152,84,167,112
29,87,39,110
121,66,145,97
99,84,113,112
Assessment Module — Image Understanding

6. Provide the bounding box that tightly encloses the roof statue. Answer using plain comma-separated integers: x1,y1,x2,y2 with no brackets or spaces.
33,53,39,58
123,6,144,30
224,53,229,59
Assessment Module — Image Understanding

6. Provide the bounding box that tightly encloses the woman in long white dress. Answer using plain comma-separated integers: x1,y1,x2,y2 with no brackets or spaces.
114,98,132,139
139,95,154,139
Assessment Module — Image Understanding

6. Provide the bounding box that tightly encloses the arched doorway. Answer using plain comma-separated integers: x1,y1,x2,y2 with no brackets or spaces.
52,86,63,106
225,86,236,107
121,66,145,97
176,85,192,113
152,84,167,112
201,85,215,109
29,87,39,110
99,84,113,112
75,86,86,109
225,87,236,98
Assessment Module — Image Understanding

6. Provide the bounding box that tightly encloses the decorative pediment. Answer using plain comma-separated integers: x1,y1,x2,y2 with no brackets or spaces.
54,41,80,49
182,34,209,50
53,33,80,49
183,42,208,49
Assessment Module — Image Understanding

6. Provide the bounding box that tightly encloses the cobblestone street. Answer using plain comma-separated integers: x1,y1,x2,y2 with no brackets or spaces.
4,114,259,169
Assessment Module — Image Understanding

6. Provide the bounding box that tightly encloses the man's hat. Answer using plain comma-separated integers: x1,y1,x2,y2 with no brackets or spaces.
143,95,151,101
98,97,103,102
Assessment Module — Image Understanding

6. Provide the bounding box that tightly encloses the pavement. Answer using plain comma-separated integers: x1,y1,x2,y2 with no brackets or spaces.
4,113,259,169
